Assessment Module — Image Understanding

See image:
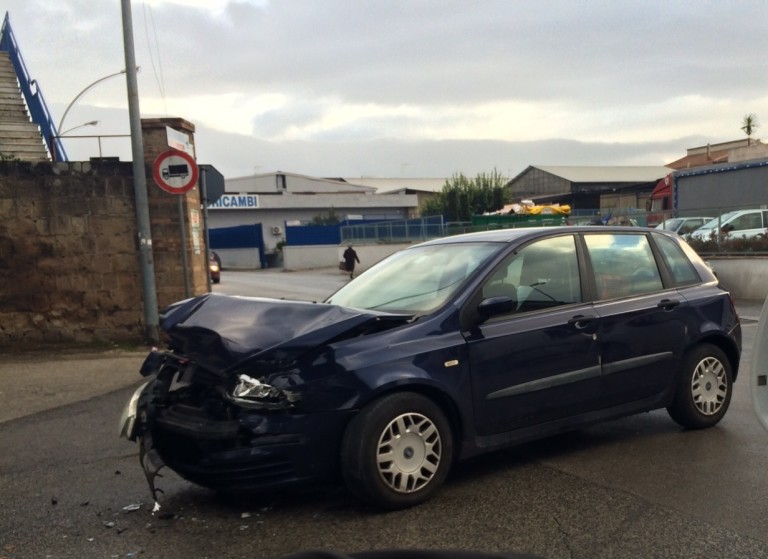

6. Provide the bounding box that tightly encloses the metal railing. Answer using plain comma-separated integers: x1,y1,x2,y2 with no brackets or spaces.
338,205,768,255
49,134,131,162
0,12,63,160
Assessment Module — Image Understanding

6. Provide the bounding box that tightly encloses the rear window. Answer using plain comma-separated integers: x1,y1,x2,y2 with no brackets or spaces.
652,233,700,286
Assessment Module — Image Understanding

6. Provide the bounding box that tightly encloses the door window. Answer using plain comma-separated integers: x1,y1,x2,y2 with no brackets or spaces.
729,212,762,232
481,235,581,313
584,233,663,300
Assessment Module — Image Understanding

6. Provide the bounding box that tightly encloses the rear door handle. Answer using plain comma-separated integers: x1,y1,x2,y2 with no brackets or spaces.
657,298,680,310
568,314,597,329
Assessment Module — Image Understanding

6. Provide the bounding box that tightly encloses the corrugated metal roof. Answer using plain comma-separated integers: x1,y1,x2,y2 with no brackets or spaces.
531,166,672,183
346,177,447,194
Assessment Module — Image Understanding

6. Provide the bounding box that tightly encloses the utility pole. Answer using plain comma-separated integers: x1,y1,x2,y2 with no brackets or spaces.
121,0,159,343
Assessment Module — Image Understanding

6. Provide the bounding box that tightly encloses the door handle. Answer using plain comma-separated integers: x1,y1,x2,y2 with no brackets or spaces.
657,298,680,310
568,314,597,329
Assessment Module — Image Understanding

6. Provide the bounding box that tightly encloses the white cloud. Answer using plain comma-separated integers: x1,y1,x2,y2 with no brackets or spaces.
4,0,768,178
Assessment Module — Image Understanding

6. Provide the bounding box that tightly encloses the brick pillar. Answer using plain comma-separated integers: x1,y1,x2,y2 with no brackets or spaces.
141,117,209,309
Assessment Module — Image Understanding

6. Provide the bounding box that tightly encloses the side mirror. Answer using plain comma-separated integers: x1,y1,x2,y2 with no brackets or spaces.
477,296,517,322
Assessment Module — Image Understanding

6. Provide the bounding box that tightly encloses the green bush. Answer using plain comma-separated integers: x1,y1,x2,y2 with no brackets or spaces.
685,232,768,254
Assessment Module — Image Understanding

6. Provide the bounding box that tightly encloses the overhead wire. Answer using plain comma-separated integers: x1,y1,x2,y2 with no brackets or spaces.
142,2,168,116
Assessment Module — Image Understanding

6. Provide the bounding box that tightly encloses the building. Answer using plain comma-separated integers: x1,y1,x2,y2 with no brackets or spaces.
505,165,672,212
207,171,419,264
666,138,768,169
347,177,447,214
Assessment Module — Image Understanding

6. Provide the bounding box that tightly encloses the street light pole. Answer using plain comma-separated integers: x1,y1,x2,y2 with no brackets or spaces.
57,69,129,136
58,120,99,137
121,0,159,343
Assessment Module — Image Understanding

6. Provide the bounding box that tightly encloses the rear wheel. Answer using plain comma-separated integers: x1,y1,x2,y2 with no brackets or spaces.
341,392,453,510
667,344,732,429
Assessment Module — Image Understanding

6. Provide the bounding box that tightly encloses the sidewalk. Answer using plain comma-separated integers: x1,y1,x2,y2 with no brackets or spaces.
0,349,147,424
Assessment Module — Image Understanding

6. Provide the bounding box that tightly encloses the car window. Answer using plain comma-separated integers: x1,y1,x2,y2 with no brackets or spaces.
680,219,704,234
699,211,739,231
729,212,762,231
652,233,700,286
326,242,503,314
584,233,663,300
481,234,581,313
655,218,683,231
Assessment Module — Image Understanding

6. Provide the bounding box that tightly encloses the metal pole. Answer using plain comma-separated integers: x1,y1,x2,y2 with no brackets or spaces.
200,167,212,292
178,196,190,298
121,0,159,343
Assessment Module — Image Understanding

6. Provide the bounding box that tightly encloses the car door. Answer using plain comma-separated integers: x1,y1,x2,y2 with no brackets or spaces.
464,234,601,436
583,232,689,407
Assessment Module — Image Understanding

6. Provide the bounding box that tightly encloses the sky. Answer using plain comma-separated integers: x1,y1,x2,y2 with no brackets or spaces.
3,0,768,180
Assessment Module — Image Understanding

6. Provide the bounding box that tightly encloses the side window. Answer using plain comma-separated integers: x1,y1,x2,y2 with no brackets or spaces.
730,212,760,231
652,233,700,286
584,233,663,300
482,235,581,313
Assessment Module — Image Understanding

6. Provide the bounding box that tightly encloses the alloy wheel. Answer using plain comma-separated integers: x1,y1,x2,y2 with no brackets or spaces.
376,412,442,493
691,356,728,416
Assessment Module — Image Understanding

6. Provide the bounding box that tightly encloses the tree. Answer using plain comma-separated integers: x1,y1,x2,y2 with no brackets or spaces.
741,113,759,145
423,169,509,222
310,208,340,225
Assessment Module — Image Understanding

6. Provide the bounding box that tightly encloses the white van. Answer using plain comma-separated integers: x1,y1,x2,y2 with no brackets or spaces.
690,209,768,240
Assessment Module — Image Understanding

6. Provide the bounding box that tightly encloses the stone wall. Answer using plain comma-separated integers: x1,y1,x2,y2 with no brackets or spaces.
0,118,209,346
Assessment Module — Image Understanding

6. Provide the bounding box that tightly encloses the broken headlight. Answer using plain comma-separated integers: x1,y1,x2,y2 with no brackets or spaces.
226,373,300,409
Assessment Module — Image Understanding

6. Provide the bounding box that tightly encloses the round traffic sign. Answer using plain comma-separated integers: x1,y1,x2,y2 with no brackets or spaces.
153,149,199,195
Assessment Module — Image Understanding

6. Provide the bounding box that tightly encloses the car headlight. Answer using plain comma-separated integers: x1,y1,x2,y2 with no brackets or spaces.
119,381,151,440
225,373,300,409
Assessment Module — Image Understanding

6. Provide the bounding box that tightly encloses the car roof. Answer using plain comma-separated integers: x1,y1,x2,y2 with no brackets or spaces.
417,226,659,246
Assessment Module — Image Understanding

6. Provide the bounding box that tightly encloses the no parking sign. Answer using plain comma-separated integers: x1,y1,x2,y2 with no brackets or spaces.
153,149,199,194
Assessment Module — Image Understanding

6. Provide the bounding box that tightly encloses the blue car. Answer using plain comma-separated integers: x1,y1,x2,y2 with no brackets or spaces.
120,226,741,509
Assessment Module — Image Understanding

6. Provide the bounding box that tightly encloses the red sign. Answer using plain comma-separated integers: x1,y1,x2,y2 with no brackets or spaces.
152,149,199,195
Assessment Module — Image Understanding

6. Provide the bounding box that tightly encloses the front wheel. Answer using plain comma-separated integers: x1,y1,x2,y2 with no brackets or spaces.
667,344,733,429
341,392,453,510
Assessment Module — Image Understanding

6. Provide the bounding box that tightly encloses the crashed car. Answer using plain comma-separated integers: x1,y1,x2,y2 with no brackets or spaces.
120,226,741,509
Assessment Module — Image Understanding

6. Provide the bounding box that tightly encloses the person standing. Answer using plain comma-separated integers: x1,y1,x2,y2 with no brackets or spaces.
343,245,360,279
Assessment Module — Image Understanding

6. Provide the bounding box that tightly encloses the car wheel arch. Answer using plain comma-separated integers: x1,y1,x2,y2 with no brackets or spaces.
667,341,734,429
688,334,741,383
348,382,464,456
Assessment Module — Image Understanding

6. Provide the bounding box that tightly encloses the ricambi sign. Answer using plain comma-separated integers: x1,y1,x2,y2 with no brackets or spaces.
208,194,259,209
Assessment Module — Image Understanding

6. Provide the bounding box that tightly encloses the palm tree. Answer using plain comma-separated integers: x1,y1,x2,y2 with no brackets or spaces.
741,113,759,145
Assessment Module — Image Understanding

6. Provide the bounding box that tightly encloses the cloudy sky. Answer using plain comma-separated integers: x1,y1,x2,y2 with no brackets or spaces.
4,0,768,179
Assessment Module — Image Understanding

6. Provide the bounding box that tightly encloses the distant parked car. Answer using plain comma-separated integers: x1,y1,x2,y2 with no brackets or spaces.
655,217,713,235
209,251,221,284
690,209,768,241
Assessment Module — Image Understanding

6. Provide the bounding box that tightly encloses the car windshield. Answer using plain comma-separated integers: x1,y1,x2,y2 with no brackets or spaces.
326,242,503,314
656,218,683,231
699,211,740,231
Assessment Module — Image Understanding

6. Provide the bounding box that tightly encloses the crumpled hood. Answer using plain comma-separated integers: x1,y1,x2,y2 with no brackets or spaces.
160,293,410,374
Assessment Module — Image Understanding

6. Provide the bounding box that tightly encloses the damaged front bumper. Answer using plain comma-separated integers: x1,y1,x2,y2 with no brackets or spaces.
119,371,353,498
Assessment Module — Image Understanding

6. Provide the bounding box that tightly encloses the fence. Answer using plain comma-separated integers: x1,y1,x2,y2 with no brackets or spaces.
340,216,445,244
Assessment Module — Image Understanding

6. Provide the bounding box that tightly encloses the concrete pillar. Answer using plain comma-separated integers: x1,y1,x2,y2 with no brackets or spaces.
141,117,209,309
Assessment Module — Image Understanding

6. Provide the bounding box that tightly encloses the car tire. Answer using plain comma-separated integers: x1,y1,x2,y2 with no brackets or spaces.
341,392,453,510
667,344,733,429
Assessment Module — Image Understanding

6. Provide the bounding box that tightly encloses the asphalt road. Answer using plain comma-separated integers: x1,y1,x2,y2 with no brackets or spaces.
1,269,767,559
